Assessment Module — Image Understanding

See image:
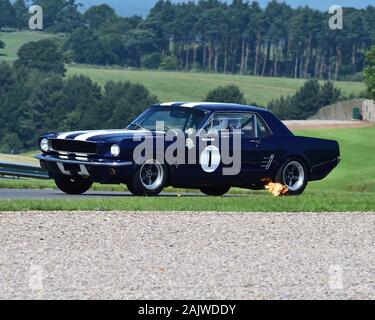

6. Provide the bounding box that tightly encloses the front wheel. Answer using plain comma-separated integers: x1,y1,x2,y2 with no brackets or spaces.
127,159,168,196
200,186,231,196
54,176,93,195
276,158,308,196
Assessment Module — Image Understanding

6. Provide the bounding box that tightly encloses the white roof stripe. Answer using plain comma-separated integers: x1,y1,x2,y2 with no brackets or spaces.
160,102,232,108
160,102,181,106
181,102,229,108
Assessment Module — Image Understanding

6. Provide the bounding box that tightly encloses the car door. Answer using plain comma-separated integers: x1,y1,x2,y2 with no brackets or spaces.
170,112,233,185
240,114,275,183
178,112,256,185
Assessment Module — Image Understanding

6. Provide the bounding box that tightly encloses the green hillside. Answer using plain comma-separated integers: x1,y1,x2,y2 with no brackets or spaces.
67,66,365,106
0,31,60,62
0,31,366,106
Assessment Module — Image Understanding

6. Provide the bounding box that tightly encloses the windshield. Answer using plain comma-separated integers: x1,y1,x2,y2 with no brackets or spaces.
127,107,207,132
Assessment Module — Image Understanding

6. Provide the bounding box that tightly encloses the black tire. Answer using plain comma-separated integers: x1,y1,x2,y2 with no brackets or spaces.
200,186,231,196
275,157,308,196
54,176,93,195
127,159,168,196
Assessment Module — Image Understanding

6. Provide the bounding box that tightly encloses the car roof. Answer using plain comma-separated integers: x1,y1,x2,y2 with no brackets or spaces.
154,102,270,114
152,102,293,136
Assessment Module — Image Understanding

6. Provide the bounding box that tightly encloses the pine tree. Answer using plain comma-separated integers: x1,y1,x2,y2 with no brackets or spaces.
365,46,375,100
15,39,66,75
13,0,28,30
205,85,247,105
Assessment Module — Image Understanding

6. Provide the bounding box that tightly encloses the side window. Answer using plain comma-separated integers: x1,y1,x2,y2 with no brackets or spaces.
203,113,271,138
204,113,255,136
256,116,271,138
241,115,256,137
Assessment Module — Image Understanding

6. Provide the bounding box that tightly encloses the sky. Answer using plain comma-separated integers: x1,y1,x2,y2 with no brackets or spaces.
78,0,373,16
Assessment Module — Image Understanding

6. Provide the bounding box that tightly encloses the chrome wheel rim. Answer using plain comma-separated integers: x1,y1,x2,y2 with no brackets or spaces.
283,161,304,191
140,159,164,190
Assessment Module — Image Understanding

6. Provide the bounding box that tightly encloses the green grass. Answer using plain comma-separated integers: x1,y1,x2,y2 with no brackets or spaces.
0,178,120,191
0,192,374,212
67,65,365,106
0,152,39,165
0,31,59,62
0,178,221,194
295,126,375,193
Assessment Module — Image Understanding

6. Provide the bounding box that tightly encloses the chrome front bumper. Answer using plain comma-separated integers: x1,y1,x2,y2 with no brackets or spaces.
35,154,133,167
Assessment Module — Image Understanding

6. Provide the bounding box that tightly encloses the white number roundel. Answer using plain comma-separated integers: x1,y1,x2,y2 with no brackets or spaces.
200,146,221,173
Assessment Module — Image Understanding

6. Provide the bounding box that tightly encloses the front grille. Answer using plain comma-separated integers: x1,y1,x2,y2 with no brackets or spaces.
50,139,98,155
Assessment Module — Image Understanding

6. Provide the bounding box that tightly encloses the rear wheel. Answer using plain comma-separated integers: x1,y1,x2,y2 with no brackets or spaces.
276,158,308,196
54,176,93,195
200,186,231,196
127,159,167,196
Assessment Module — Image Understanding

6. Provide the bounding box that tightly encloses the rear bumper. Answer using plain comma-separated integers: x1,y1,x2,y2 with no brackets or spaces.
35,154,133,183
310,157,340,181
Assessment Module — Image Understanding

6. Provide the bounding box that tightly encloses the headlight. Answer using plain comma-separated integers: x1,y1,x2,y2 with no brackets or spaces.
111,144,120,157
40,138,49,152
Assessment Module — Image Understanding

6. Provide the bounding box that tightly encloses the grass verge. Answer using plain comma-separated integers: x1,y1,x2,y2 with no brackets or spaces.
0,192,374,212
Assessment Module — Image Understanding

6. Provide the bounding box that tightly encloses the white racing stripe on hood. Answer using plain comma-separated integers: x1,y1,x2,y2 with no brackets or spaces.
57,131,89,139
74,130,128,141
74,130,167,141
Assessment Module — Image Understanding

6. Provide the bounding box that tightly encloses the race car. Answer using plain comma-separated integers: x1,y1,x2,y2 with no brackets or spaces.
36,102,340,196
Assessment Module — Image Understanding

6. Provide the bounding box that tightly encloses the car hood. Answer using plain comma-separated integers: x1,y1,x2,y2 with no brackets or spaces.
53,129,157,143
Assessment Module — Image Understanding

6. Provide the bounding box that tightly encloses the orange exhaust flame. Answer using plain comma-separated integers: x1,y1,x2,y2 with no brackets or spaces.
265,182,289,197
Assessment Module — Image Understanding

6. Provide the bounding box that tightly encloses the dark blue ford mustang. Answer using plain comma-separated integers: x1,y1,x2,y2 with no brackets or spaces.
36,102,340,196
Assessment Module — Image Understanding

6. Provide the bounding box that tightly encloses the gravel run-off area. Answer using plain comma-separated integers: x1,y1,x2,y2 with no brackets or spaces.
1,211,375,300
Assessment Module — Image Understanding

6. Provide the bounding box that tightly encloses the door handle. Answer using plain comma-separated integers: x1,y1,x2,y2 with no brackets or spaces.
250,139,261,144
202,137,216,142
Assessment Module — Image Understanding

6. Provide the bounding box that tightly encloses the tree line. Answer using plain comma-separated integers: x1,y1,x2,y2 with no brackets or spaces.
268,43,375,119
1,0,375,80
0,43,253,153
365,45,375,99
0,61,158,153
268,81,342,120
